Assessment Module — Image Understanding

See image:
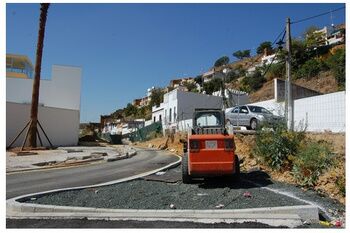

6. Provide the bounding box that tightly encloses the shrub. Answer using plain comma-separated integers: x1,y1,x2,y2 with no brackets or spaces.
295,59,322,79
240,71,266,93
203,78,222,95
266,62,285,79
325,49,345,90
292,141,333,187
336,175,346,197
253,123,305,171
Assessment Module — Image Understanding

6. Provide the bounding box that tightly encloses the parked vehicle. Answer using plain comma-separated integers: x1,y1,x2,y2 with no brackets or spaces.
225,105,283,130
182,108,240,184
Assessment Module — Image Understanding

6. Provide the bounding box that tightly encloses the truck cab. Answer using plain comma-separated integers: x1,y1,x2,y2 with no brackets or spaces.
182,109,240,183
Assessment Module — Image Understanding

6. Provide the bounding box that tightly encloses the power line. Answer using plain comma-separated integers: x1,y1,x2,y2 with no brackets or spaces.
291,6,345,24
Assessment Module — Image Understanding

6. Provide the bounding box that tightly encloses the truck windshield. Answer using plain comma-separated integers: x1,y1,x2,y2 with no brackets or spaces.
195,112,222,127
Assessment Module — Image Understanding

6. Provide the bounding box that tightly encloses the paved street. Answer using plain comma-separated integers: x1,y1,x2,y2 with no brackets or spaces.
6,148,178,199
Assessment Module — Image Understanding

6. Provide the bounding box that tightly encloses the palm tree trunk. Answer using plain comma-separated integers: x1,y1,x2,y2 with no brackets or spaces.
28,3,50,148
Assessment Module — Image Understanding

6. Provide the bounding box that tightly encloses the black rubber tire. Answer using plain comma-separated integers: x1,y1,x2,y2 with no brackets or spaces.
234,154,240,174
233,154,240,180
250,118,258,130
182,153,193,184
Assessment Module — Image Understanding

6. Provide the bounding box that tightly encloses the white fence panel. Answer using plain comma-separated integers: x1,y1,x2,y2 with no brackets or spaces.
294,91,345,132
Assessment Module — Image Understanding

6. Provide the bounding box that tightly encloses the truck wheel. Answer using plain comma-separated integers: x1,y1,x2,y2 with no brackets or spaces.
182,153,193,184
233,154,240,179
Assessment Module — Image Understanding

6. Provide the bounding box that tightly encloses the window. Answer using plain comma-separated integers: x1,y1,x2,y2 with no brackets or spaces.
153,116,156,122
239,106,249,114
169,108,172,122
195,112,222,127
159,115,162,122
232,107,239,113
248,106,272,114
174,107,176,121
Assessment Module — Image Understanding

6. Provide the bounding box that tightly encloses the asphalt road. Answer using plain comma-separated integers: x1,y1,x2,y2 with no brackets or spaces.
6,148,179,199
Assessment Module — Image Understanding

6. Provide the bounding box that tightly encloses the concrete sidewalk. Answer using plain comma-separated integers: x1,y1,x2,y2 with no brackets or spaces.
6,145,136,173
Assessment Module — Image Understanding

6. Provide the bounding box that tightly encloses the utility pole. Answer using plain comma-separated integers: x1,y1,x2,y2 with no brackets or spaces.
285,17,294,131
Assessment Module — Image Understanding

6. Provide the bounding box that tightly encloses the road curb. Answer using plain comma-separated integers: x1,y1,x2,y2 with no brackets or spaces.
6,204,318,228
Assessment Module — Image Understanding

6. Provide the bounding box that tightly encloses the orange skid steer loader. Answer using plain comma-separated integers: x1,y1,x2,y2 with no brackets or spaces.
182,109,240,183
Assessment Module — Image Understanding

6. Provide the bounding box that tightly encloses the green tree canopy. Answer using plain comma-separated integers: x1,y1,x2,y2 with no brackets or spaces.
149,88,164,107
256,41,273,55
214,56,230,67
232,50,251,60
203,78,222,95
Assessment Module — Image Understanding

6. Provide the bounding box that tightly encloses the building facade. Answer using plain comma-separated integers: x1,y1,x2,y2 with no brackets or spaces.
6,56,82,147
151,89,223,132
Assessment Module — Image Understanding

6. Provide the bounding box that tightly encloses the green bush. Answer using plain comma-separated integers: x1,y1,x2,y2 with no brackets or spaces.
292,141,333,187
240,71,266,93
325,49,345,90
295,59,322,79
203,78,222,95
267,62,285,79
253,123,305,171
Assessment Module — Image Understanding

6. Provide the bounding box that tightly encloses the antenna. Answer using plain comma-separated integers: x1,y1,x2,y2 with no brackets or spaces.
330,9,334,28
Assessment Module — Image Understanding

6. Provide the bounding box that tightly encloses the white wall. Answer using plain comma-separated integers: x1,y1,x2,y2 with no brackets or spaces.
6,65,81,111
294,91,345,132
250,91,345,132
7,102,80,147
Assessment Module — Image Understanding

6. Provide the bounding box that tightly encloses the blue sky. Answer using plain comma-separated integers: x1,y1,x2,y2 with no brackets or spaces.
6,3,345,122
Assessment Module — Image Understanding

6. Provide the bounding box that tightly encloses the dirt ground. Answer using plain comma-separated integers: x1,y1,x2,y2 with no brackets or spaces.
135,131,345,204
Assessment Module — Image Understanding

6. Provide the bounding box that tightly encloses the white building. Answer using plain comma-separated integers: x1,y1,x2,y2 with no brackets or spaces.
6,55,82,147
151,89,223,132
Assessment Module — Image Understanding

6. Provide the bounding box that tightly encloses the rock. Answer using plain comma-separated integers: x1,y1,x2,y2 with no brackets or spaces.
170,149,176,152
169,204,176,209
156,171,166,176
215,204,224,209
197,193,209,196
148,144,153,148
243,191,252,198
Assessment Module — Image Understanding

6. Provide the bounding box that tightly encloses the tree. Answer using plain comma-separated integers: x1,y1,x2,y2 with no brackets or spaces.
232,50,251,60
325,49,345,90
149,88,164,107
203,78,222,95
184,81,197,92
28,3,50,148
225,70,239,82
214,56,230,67
124,103,138,116
194,75,203,85
240,71,266,93
303,26,326,48
256,41,273,55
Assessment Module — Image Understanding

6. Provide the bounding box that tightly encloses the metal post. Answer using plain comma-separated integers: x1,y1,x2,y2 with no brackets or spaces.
285,17,294,131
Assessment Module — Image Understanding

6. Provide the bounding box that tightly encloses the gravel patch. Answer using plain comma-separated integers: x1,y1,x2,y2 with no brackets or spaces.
24,167,306,210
